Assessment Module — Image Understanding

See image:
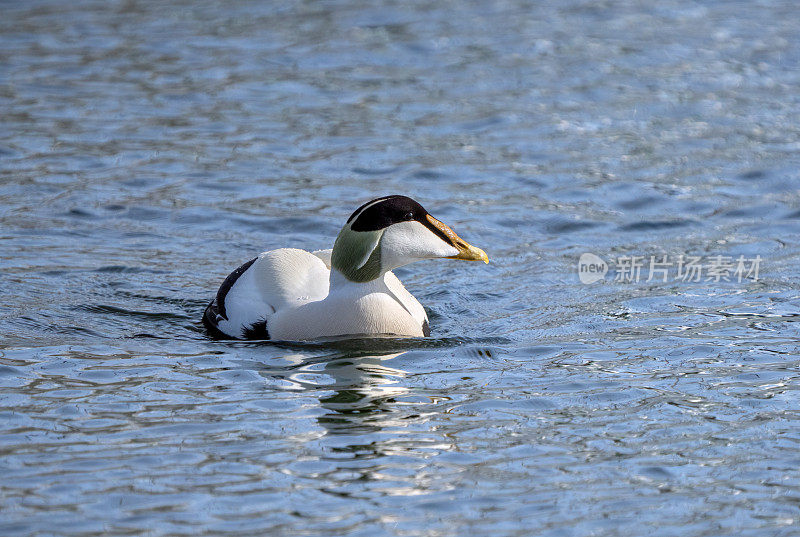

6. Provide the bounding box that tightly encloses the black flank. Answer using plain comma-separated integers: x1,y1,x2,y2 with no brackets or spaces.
203,300,231,339
242,319,270,340
422,319,431,337
215,257,258,320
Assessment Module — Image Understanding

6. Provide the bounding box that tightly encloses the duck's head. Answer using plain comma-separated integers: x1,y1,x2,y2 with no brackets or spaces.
331,195,489,283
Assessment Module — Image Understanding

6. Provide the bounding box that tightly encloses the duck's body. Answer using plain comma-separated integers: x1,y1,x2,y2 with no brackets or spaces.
203,195,487,341
203,247,429,340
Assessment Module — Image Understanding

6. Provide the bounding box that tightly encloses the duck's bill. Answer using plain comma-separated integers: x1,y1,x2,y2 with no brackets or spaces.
448,241,489,263
424,214,489,263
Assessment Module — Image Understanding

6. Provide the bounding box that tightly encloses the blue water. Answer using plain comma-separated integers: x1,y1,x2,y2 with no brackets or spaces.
2,1,800,535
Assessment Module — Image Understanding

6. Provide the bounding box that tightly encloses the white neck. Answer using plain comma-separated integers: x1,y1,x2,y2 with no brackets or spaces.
329,267,389,292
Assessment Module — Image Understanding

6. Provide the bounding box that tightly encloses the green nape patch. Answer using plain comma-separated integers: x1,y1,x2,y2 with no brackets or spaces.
331,227,385,282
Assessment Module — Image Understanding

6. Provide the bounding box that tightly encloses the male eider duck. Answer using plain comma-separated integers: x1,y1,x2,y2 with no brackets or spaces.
203,195,488,341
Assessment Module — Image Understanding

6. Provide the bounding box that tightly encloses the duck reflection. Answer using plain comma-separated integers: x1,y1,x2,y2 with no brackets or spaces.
254,346,453,496
257,347,435,439
314,353,409,435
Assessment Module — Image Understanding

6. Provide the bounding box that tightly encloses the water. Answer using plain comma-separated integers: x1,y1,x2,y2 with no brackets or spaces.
2,0,800,535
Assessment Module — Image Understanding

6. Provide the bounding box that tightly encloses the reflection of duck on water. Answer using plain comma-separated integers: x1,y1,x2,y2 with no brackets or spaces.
261,350,414,435
203,196,488,341
316,353,411,436
264,350,455,494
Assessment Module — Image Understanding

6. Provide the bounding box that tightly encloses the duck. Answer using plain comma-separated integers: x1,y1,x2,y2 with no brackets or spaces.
202,195,488,341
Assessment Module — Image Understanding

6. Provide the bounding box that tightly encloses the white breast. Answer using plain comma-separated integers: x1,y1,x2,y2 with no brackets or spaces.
268,271,427,340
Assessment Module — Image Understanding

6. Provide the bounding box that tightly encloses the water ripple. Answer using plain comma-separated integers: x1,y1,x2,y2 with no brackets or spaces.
3,0,800,535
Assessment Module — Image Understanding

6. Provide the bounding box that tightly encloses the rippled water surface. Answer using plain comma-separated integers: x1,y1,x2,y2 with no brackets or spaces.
3,1,800,535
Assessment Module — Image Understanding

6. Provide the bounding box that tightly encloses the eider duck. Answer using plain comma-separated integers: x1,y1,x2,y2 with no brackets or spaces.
203,195,488,340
